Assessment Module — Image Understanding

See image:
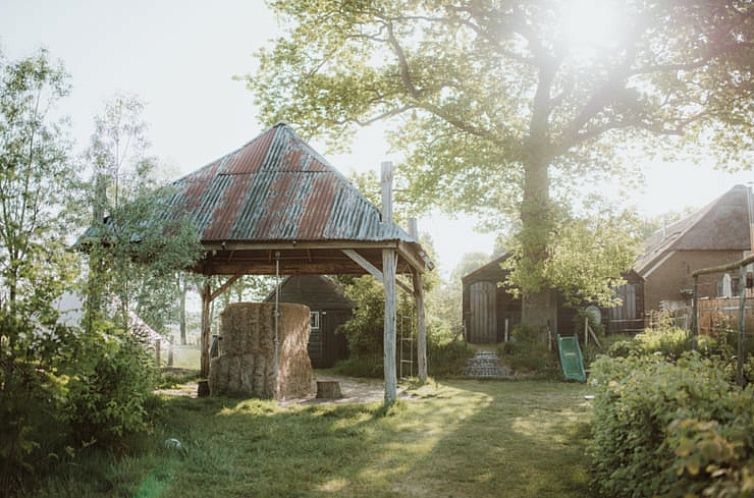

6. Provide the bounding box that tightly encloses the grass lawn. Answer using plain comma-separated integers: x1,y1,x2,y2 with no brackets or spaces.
28,380,593,498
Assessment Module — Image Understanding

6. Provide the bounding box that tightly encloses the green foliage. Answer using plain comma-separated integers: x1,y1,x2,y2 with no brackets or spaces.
0,48,81,490
607,326,723,363
504,204,641,306
83,94,203,335
67,324,160,447
23,381,591,498
250,0,754,317
498,325,560,377
590,353,754,498
426,319,472,377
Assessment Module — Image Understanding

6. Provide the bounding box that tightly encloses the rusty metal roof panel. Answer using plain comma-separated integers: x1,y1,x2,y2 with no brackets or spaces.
168,123,416,244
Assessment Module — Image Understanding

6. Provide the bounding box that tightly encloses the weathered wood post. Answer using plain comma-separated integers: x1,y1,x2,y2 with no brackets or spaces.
167,335,174,367
155,338,161,367
691,275,699,351
200,280,211,378
381,161,398,404
409,217,428,383
738,264,746,387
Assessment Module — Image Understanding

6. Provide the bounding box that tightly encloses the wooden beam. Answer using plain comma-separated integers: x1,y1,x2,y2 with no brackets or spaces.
202,240,400,252
342,249,414,294
738,264,747,387
343,249,382,280
210,274,242,301
692,253,754,277
413,270,428,383
383,247,398,405
381,161,397,405
200,281,211,378
398,241,432,273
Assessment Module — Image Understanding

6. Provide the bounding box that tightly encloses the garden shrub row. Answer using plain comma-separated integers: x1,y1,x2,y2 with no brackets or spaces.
590,328,754,498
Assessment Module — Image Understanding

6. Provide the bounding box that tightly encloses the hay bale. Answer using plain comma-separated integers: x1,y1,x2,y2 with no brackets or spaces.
208,302,314,399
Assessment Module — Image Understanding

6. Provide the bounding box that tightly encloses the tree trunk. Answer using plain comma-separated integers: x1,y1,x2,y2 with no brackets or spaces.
519,154,557,332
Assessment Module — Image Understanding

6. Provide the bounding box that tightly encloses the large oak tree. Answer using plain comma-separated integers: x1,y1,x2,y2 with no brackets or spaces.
249,0,754,327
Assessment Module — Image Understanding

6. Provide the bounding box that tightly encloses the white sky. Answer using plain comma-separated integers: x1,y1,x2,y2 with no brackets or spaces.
1,0,752,278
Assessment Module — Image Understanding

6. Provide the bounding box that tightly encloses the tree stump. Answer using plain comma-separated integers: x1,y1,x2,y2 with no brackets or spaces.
316,380,342,400
197,379,210,397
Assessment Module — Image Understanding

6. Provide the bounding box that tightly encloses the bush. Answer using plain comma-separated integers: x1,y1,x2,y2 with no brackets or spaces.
334,319,471,378
590,353,754,498
498,324,560,377
67,324,159,447
427,319,471,377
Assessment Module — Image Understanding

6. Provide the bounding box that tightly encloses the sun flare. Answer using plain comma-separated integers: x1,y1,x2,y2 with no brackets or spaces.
562,0,621,52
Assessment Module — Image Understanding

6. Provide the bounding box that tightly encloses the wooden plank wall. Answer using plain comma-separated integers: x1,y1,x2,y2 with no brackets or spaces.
468,281,497,343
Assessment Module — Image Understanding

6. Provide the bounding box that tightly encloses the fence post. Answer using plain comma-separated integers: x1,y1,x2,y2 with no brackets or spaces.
584,317,589,347
155,338,161,368
738,264,747,387
691,275,699,351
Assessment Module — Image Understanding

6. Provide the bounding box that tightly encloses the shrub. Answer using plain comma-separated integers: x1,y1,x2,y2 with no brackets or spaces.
498,324,560,377
67,324,159,447
606,326,722,361
590,353,754,498
427,319,471,377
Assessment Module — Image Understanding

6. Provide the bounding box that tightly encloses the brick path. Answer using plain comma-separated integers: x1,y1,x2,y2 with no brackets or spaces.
464,351,511,379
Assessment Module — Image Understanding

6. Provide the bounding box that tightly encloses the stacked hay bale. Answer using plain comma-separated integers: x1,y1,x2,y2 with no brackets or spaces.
208,302,314,399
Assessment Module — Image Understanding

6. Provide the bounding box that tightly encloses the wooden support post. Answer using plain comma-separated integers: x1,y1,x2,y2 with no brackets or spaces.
155,338,161,367
738,264,747,387
583,317,588,347
383,248,398,403
504,318,509,343
382,161,397,404
691,275,699,351
413,270,427,383
200,281,211,379
167,335,174,367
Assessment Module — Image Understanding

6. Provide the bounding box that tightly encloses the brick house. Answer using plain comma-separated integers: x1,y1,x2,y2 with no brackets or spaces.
636,184,754,312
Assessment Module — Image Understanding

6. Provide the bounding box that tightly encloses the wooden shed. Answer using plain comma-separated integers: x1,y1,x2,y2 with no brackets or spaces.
461,254,643,342
266,275,353,368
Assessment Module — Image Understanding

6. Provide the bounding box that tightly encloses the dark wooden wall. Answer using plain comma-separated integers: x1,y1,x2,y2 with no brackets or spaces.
462,255,640,340
267,275,353,367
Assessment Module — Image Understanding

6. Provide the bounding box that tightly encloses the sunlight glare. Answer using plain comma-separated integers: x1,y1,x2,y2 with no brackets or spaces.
562,0,620,52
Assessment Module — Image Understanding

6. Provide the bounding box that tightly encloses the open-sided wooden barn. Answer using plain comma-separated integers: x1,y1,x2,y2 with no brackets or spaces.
83,122,434,402
266,275,353,368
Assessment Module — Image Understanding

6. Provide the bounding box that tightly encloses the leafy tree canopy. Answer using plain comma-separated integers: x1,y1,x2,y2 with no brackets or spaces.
249,0,754,322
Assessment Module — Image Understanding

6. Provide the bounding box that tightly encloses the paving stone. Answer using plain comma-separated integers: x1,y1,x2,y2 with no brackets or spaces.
464,351,512,379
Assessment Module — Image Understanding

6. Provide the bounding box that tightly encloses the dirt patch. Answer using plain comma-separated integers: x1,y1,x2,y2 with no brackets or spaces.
158,374,418,405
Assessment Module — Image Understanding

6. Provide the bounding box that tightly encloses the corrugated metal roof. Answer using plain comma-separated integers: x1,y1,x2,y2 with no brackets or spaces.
168,123,415,244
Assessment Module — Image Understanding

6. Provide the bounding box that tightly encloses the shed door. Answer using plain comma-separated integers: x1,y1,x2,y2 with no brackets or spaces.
469,281,497,343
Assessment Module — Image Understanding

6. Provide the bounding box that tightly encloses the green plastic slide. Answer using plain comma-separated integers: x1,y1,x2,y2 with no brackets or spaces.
557,335,587,382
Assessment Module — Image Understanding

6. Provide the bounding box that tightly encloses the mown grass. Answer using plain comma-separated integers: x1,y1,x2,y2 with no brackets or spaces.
25,380,594,498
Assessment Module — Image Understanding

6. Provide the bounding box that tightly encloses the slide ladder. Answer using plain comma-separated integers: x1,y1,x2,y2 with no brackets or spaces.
557,335,586,382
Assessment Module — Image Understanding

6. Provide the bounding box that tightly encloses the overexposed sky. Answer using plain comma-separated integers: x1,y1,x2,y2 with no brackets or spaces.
1,0,751,276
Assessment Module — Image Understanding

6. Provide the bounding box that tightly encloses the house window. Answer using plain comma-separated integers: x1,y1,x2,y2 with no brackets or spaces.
310,311,320,330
